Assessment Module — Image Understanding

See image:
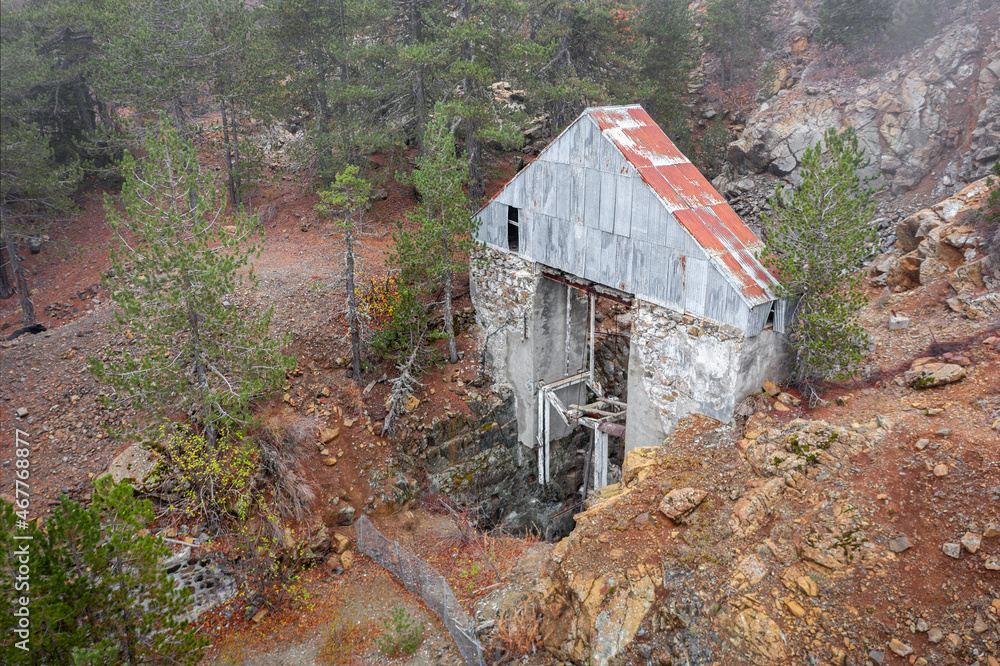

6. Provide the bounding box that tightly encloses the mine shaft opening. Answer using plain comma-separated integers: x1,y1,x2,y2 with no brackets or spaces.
532,271,633,538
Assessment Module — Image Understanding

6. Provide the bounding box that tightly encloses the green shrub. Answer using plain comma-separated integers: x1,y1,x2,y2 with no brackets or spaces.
0,479,205,665
377,607,425,657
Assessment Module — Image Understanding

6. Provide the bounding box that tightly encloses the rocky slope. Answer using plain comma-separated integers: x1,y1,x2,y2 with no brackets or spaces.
715,5,999,233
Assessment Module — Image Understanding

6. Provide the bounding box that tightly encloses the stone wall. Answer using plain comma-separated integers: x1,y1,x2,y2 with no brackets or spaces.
469,246,537,388
626,301,791,450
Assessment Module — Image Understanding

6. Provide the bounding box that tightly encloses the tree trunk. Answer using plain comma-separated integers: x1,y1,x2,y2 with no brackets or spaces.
173,96,200,213
187,298,215,448
460,1,485,205
0,245,15,299
220,96,238,208
230,100,242,206
6,236,35,326
345,222,362,383
415,69,427,155
74,74,96,134
411,0,427,155
443,264,457,364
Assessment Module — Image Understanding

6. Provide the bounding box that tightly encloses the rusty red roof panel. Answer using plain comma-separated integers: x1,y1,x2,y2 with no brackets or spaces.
585,106,779,300
719,250,772,300
480,105,780,304
673,209,727,254
636,166,687,210
710,204,762,248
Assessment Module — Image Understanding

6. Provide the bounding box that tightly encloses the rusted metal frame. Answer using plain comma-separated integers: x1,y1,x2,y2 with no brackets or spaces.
569,405,623,418
540,269,634,306
543,371,589,390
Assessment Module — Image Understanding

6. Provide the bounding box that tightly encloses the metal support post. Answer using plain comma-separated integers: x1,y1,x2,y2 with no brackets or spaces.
589,293,596,382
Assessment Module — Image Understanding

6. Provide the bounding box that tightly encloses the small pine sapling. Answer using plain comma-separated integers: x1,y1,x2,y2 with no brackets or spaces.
316,164,372,383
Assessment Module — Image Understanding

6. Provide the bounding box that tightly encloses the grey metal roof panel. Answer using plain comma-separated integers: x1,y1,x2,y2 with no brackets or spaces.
630,239,648,297
570,165,585,225
520,207,534,259
584,226,603,284
746,302,771,338
683,255,708,316
615,236,633,292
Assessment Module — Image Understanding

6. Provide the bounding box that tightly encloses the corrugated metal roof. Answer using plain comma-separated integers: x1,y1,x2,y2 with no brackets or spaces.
586,105,778,305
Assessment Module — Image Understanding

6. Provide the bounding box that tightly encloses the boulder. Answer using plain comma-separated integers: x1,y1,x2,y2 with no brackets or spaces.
336,505,356,526
319,427,340,444
658,487,708,523
888,252,922,291
904,363,966,388
331,532,352,554
896,210,943,253
107,444,159,487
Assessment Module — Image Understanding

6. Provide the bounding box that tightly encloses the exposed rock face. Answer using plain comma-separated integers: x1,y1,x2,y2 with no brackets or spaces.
727,16,999,196
869,176,1000,318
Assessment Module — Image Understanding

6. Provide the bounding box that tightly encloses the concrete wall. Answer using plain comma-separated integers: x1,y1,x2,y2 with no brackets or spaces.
470,248,588,449
625,300,791,451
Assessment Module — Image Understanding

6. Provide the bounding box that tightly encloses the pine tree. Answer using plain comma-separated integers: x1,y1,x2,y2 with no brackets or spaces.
0,3,84,323
316,165,372,383
529,0,645,128
705,0,774,88
88,120,293,446
762,126,880,385
397,105,475,364
637,0,699,134
0,479,206,665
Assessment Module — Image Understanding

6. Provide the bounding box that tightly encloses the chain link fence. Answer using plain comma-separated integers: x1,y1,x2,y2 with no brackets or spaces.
355,515,485,666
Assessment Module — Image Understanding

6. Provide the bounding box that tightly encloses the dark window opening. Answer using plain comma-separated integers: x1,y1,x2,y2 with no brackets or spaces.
507,206,520,253
764,301,776,329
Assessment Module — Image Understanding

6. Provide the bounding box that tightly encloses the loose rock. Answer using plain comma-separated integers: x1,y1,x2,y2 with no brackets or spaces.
887,536,912,553
888,315,910,330
888,638,912,657
658,487,708,523
960,531,981,553
905,363,966,388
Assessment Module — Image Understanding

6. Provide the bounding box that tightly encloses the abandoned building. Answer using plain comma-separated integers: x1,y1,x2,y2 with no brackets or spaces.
470,104,793,492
